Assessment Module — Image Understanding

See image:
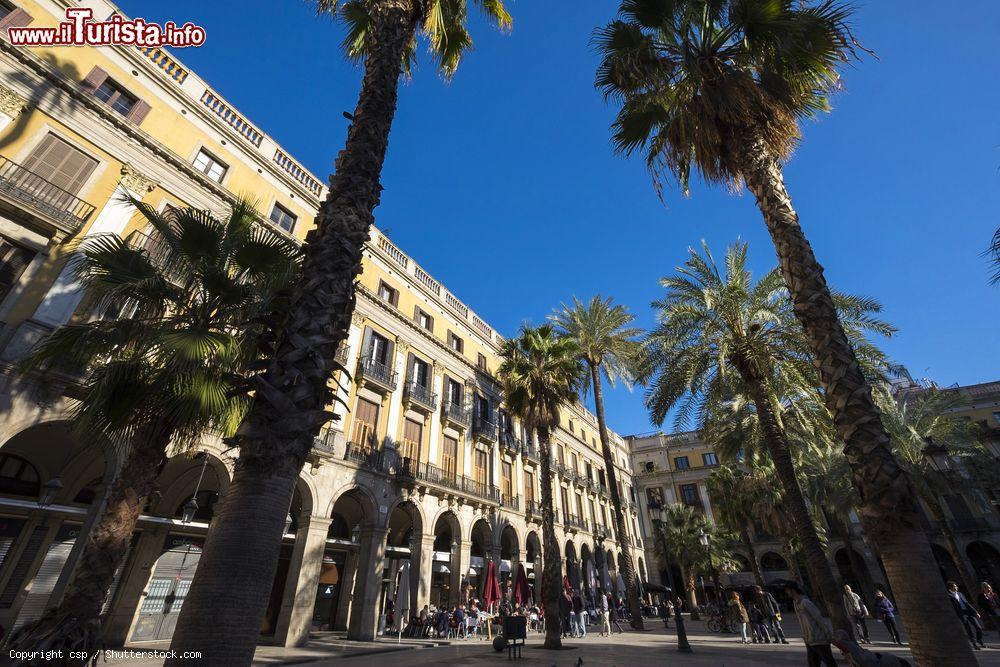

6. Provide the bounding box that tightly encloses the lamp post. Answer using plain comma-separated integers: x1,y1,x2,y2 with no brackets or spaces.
698,528,713,606
660,546,692,652
181,453,209,524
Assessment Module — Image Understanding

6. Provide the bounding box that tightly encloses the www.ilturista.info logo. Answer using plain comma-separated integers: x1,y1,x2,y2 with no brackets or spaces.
7,8,205,48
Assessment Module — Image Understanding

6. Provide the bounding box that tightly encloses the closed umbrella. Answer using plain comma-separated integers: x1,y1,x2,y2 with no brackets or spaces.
483,559,501,611
586,560,597,592
601,561,611,592
562,574,572,595
616,573,626,598
396,561,411,643
513,564,530,606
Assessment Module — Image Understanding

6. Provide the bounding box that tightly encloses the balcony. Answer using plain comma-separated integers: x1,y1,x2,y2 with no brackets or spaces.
565,514,585,532
335,342,349,367
585,478,598,493
356,356,397,392
523,443,541,462
313,427,338,456
403,381,438,412
594,525,609,541
949,517,991,533
473,416,498,442
442,402,471,429
500,435,522,456
526,500,541,518
501,494,520,511
0,156,96,232
344,440,383,470
126,230,187,284
403,461,501,504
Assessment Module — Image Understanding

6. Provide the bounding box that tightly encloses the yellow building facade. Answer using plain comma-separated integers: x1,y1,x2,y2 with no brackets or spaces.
0,0,645,647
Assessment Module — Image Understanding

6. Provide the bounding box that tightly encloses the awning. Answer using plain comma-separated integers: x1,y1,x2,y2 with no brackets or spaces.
432,563,450,574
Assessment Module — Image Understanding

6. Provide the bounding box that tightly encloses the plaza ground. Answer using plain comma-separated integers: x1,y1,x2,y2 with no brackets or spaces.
96,614,1000,666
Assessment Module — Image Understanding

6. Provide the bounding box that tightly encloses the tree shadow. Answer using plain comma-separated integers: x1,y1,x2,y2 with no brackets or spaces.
0,50,83,152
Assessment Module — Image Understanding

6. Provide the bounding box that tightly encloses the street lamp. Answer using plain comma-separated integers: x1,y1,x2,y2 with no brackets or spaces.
698,528,713,605
39,477,63,507
181,453,209,524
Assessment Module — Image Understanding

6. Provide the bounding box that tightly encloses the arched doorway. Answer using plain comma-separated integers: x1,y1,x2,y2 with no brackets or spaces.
380,501,422,631
581,543,594,601
525,531,542,604
431,512,461,608
760,552,790,583
321,487,375,632
967,541,1000,588
835,547,875,599
469,518,493,603
499,523,519,603
931,543,963,590
565,541,579,592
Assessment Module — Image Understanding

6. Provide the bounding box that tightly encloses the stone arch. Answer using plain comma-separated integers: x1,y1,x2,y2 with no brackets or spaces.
430,510,462,607
967,541,1000,588
0,420,114,504
565,539,580,590
470,517,494,558
580,543,594,596
153,451,231,522
760,551,790,572
930,543,962,589
386,499,423,549
835,547,875,599
431,510,461,551
328,486,379,542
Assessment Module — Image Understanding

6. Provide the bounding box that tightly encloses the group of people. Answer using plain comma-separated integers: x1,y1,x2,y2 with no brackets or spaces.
558,589,626,638
841,584,904,646
946,580,1000,651
726,585,791,644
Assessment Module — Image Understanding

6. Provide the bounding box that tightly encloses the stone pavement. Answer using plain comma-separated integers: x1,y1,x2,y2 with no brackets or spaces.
95,617,1000,666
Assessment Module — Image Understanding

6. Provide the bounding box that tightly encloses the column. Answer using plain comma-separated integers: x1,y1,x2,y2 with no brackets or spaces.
0,82,29,131
31,169,155,328
347,527,389,641
102,525,170,645
452,540,471,607
333,549,359,631
697,481,715,523
426,365,443,464
385,338,408,441
274,516,332,647
414,533,435,612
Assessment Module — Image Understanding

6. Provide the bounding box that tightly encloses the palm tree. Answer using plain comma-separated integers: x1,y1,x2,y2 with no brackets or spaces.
799,443,875,601
643,242,895,635
8,199,299,660
167,3,512,662
706,463,781,589
652,504,732,611
874,384,987,598
498,324,584,649
550,295,646,629
594,3,970,662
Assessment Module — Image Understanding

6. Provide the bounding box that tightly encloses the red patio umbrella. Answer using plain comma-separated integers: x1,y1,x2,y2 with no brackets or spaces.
513,564,530,606
483,559,502,611
563,574,572,595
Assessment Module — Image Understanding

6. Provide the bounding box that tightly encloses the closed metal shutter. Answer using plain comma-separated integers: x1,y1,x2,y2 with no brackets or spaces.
0,524,48,608
14,524,80,629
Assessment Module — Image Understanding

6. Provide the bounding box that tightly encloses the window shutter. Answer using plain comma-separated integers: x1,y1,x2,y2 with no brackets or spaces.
360,327,373,361
126,99,151,125
0,8,33,33
405,353,414,384
384,337,395,365
21,134,98,195
80,66,108,93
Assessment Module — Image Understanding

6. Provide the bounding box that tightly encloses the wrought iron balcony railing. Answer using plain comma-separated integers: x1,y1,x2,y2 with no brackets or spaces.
501,494,520,511
473,416,498,441
404,381,438,411
0,155,96,229
356,356,397,390
401,461,501,504
523,443,541,462
335,342,349,367
442,401,471,427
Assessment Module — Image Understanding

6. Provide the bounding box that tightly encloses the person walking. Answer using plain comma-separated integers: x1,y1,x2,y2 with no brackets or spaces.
842,584,871,644
874,590,904,646
784,580,837,667
978,582,1000,642
749,603,770,643
572,589,586,638
948,581,987,650
559,590,572,638
755,585,789,644
608,592,625,633
599,590,611,636
728,590,750,644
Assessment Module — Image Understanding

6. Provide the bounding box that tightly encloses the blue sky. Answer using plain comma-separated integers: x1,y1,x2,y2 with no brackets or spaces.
121,1,1000,436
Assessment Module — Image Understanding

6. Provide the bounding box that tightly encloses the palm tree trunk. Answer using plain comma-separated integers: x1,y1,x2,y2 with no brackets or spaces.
739,143,978,666
729,349,852,637
536,426,563,650
7,419,171,660
590,365,644,629
683,565,698,613
167,3,417,664
741,528,765,588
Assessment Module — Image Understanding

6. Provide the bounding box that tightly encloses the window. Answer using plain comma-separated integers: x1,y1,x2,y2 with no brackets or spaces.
366,330,390,364
269,203,296,233
192,149,227,183
477,353,488,372
446,378,463,406
0,2,15,20
402,419,422,462
442,436,458,478
501,460,513,501
448,331,464,353
571,452,578,475
350,398,380,451
598,469,606,488
475,394,491,424
414,307,433,332
94,78,138,116
410,357,430,387
377,280,399,307
680,483,700,508
586,461,593,481
674,456,690,470
0,454,39,497
702,452,719,466
0,239,35,303
561,487,570,518
474,449,489,485
643,461,655,473
21,133,98,195
568,420,574,433
524,469,535,504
